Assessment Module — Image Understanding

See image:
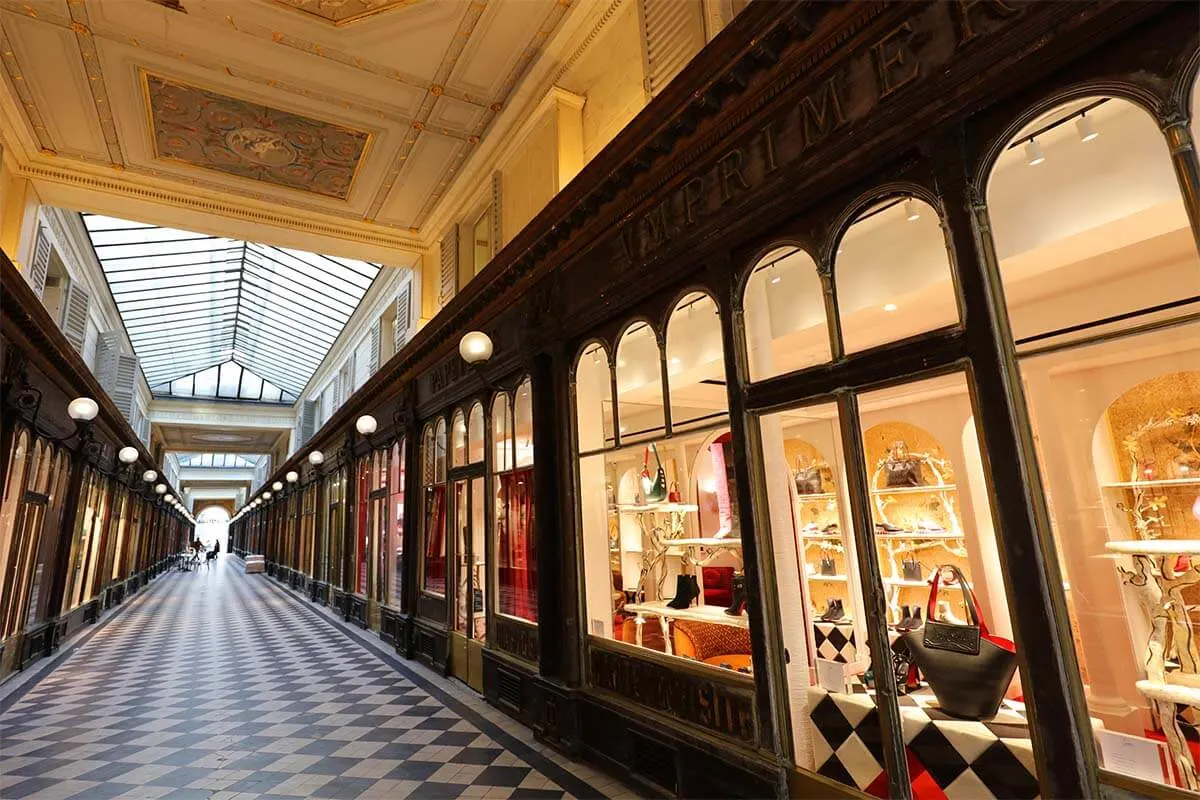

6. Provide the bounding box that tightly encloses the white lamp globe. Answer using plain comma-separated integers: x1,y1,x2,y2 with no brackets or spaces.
286,471,299,483
143,469,157,482
459,331,493,364
163,494,174,503
155,483,167,494
356,415,378,435
118,446,139,464
272,481,283,491
263,491,272,500
308,450,324,465
67,397,99,421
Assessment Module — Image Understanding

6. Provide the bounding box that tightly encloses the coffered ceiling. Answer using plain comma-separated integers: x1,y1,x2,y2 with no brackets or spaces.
0,0,573,246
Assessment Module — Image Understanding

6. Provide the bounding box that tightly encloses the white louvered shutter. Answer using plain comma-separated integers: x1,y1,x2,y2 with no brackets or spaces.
439,225,459,305
299,400,318,446
369,318,381,375
28,224,51,299
62,281,91,355
394,283,412,351
640,0,707,97
111,355,138,421
96,332,138,422
490,172,503,257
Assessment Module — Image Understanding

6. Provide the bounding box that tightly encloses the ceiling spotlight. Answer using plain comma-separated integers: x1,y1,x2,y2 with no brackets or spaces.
272,481,283,491
286,471,298,483
356,415,378,435
67,397,99,422
308,450,324,465
118,446,139,464
459,331,493,364
769,265,781,285
1024,138,1045,166
155,483,167,494
1076,114,1098,142
143,469,157,482
883,303,898,313
904,199,921,222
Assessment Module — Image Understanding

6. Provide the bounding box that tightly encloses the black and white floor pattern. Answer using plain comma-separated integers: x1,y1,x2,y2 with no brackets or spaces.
0,558,623,800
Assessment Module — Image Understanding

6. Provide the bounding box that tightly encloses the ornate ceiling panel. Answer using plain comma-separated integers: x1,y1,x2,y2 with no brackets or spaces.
0,0,574,241
144,72,371,200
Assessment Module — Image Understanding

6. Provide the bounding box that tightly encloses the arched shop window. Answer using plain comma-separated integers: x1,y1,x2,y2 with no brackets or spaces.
453,402,487,639
468,403,485,465
986,94,1200,794
495,379,537,624
451,409,467,468
0,430,31,634
421,419,448,596
575,306,752,678
325,466,346,589
834,196,958,353
742,247,830,380
615,321,666,442
388,438,406,608
666,292,727,432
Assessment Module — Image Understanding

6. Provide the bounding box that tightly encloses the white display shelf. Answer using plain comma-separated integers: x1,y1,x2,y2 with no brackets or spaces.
1102,478,1200,489
795,492,838,501
884,576,971,588
800,532,843,540
624,599,750,629
611,502,700,513
875,531,964,540
870,484,957,496
665,537,743,547
807,574,848,582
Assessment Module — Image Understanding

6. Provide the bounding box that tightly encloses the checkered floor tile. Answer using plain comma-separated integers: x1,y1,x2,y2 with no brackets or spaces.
0,558,614,800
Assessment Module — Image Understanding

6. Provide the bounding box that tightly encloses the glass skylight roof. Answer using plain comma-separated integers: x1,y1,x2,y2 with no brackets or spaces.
176,452,266,469
82,213,381,399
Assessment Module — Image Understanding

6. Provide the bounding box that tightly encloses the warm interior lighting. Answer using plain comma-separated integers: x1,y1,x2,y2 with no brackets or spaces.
356,415,378,435
1024,138,1046,165
163,494,174,503
883,303,898,312
118,446,139,464
143,469,157,482
272,481,283,491
459,331,494,364
155,483,167,494
263,491,272,500
67,397,99,421
1076,114,1099,142
904,199,921,222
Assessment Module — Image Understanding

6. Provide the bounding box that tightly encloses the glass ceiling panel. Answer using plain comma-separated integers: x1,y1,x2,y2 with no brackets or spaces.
83,213,382,399
175,452,266,469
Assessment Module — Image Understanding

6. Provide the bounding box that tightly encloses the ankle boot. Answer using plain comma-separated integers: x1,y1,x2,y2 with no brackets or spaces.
908,607,922,629
667,574,699,609
724,575,748,616
830,599,845,621
819,598,838,622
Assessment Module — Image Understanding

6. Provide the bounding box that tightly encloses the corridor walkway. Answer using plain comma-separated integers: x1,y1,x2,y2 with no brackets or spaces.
0,559,622,800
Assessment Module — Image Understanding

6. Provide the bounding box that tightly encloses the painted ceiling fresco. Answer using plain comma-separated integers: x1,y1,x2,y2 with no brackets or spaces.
145,73,371,200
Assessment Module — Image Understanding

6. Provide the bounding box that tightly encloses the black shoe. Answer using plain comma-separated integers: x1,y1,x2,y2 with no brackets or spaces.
820,598,844,622
908,607,922,629
875,521,904,533
725,575,748,616
667,575,699,609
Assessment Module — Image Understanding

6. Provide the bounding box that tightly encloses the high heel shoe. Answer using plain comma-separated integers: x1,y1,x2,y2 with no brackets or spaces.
724,575,748,616
667,574,700,609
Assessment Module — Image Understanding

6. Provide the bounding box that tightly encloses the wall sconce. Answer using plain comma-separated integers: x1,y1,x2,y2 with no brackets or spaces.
272,481,283,491
142,469,157,482
308,450,324,466
356,415,378,435
286,471,298,484
459,331,493,364
118,446,139,464
163,494,174,503
155,483,167,495
67,397,99,422
263,491,272,500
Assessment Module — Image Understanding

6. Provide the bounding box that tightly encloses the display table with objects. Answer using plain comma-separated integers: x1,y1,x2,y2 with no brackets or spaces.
806,685,1088,799
245,554,265,574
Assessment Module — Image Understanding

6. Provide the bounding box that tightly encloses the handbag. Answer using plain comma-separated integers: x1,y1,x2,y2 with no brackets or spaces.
902,565,1017,719
794,464,824,495
902,556,923,582
819,555,836,576
640,444,668,503
885,457,923,487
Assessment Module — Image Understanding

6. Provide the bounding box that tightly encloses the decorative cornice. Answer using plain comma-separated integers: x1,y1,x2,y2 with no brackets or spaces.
18,161,425,252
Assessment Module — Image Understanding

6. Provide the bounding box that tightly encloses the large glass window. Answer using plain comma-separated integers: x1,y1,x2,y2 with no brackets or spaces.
453,403,487,641
388,438,406,607
421,420,448,596
355,455,370,595
325,467,346,589
0,434,62,636
494,380,537,624
367,447,389,602
988,95,1200,793
743,247,830,380
576,296,753,678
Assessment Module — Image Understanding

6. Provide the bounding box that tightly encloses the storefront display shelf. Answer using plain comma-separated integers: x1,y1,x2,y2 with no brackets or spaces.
624,599,751,629
665,537,743,547
610,502,700,513
869,484,957,496
874,531,964,540
795,492,839,501
807,574,848,582
799,532,842,540
1101,478,1200,489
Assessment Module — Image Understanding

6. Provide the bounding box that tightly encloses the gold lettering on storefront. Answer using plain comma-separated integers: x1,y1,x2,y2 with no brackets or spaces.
607,1,1024,271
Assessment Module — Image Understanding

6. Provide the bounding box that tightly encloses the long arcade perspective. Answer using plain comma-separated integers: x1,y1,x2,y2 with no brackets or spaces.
1,2,1199,798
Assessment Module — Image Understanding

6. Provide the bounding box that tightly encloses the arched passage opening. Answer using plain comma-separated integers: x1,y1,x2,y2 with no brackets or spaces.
196,506,231,556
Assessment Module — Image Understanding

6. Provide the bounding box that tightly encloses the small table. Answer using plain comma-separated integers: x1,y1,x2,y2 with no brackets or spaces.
623,599,748,655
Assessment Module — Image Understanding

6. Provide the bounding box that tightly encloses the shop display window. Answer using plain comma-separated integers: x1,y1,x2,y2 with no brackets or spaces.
835,197,958,354
421,419,448,596
367,448,389,601
743,247,830,381
0,434,63,637
325,467,346,588
388,439,406,608
108,493,130,582
988,94,1200,792
66,469,109,610
0,430,31,637
453,403,486,641
124,497,143,581
494,380,537,624
356,456,370,594
757,374,1024,796
576,294,753,678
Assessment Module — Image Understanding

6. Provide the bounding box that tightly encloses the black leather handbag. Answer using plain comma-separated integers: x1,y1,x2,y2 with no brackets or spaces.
885,457,923,487
902,565,1017,719
819,555,836,576
902,556,923,582
794,465,824,495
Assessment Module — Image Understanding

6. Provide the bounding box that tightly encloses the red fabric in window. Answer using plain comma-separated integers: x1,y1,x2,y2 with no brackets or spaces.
498,467,537,622
356,461,369,594
424,485,446,594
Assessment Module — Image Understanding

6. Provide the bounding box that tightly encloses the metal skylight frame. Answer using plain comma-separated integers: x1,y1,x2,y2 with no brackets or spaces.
176,452,267,469
82,214,382,399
